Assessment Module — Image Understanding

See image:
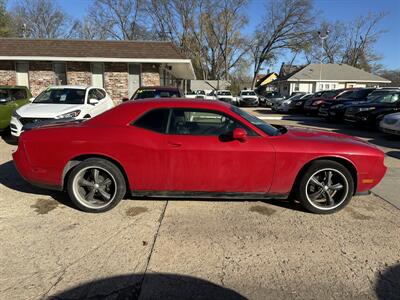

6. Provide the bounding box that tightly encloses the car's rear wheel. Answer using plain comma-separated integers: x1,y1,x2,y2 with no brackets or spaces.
67,158,126,213
295,160,354,214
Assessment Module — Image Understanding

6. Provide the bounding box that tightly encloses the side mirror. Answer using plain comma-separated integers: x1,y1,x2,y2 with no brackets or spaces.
122,97,129,102
89,98,99,105
29,97,35,102
233,128,247,142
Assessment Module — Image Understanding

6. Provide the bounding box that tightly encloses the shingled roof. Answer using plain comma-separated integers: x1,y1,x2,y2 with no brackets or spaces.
285,63,390,83
0,38,186,60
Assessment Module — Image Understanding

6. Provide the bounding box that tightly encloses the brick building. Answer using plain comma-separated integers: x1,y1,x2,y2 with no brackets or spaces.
0,38,195,101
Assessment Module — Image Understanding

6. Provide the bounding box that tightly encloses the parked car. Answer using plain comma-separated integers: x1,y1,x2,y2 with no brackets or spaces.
10,86,114,137
379,112,400,135
0,86,32,133
272,93,309,113
259,91,285,107
238,90,259,107
318,88,377,121
129,86,182,101
286,93,317,113
216,90,234,104
304,88,357,115
186,90,216,100
13,99,386,214
344,91,400,127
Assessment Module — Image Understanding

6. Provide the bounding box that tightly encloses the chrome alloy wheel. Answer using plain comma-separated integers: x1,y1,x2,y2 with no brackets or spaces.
72,166,117,209
305,168,349,210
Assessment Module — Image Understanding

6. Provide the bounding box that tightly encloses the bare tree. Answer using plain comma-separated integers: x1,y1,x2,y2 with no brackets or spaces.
0,0,12,37
11,0,78,38
149,0,249,80
250,0,315,88
304,12,387,72
83,0,153,40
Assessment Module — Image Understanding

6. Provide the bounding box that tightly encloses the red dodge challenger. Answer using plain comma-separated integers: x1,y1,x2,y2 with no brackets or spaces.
13,99,386,214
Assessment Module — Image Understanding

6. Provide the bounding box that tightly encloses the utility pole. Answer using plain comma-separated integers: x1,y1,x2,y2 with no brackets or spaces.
318,30,329,91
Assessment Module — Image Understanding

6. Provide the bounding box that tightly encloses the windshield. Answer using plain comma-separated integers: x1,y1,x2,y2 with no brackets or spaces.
322,90,345,98
218,91,232,96
33,88,86,104
265,92,282,98
372,92,400,104
288,94,304,100
242,91,256,96
368,90,397,100
346,89,374,99
231,106,280,136
133,89,180,99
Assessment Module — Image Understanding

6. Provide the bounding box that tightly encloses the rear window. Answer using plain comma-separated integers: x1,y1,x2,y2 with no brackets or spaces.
133,109,170,133
132,89,181,100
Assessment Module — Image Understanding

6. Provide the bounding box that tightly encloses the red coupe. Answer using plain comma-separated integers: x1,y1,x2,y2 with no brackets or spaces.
13,99,386,214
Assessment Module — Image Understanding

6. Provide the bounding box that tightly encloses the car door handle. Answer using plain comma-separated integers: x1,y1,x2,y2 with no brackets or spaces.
168,141,182,148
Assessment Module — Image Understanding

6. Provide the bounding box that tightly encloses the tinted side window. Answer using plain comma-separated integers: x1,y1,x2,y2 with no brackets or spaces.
134,109,170,133
88,89,97,101
96,89,106,100
168,109,255,136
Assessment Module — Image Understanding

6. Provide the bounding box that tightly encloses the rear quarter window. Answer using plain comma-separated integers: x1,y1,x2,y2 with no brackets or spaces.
133,108,170,133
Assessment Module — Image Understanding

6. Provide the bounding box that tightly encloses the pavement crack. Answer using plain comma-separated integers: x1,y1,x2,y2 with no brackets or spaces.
137,200,169,299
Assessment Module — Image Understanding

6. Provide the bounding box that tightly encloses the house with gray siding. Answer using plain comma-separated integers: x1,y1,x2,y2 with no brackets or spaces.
272,63,390,96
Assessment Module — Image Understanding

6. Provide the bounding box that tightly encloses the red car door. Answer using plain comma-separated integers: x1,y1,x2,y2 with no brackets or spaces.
165,108,275,193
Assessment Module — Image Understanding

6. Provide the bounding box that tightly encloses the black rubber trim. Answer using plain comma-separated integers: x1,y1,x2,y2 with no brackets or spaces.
131,190,288,199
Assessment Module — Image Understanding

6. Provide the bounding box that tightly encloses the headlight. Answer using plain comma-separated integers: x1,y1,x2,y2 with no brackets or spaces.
331,104,344,109
12,110,21,118
55,110,81,119
359,107,375,112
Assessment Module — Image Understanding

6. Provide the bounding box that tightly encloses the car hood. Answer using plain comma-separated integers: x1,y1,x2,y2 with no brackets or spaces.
16,103,85,118
283,126,376,148
241,96,258,99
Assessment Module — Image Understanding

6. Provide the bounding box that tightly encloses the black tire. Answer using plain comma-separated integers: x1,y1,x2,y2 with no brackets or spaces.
295,160,354,214
67,158,126,213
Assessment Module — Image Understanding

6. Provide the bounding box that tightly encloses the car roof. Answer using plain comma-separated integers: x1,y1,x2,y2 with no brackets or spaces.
47,85,90,90
0,85,29,89
137,86,180,91
89,98,232,127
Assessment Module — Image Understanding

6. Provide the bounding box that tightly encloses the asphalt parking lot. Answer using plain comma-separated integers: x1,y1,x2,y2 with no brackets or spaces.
1,107,400,300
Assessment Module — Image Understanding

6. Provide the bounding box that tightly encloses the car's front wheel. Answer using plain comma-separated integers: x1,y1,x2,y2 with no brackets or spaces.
295,160,354,214
67,158,126,213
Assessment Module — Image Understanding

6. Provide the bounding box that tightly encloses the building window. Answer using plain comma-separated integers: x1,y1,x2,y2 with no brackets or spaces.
16,62,29,87
331,84,336,90
294,82,299,91
91,63,104,88
53,62,67,85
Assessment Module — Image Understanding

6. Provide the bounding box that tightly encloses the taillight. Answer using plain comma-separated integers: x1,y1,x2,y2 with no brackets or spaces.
313,100,325,106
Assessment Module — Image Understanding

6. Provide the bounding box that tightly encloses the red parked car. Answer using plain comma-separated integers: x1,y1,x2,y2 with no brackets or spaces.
13,99,386,214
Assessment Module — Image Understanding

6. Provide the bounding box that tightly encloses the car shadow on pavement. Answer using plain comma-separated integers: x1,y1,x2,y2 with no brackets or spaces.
375,263,400,300
0,131,18,146
0,160,75,209
51,273,247,299
387,151,400,160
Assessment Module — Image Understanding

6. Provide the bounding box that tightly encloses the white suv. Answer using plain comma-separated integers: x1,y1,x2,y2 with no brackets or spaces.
10,85,114,137
216,90,234,104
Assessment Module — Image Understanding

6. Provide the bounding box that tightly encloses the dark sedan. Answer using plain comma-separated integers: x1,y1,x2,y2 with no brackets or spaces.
344,91,400,127
318,88,376,121
304,89,357,115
